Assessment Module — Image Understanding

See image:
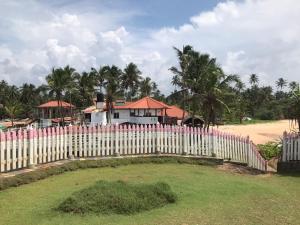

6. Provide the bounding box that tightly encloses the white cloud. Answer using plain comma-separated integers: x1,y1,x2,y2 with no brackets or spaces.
0,0,300,94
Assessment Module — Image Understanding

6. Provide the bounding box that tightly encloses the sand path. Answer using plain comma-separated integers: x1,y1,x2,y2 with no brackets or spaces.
217,120,293,144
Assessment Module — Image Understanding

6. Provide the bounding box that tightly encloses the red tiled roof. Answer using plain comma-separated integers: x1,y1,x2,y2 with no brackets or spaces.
83,97,171,113
37,101,75,108
113,101,133,109
162,105,188,119
125,96,170,109
83,102,132,113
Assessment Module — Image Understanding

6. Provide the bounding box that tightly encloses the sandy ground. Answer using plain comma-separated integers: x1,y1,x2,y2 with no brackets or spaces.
217,120,292,144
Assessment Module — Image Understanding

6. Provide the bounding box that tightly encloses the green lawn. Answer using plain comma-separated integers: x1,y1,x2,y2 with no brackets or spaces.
0,164,299,225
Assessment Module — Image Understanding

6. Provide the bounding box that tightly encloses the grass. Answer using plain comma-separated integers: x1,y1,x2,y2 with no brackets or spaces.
57,180,177,215
0,163,299,225
0,157,221,191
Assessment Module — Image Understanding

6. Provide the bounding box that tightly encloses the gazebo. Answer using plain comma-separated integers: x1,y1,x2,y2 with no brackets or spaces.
37,100,75,126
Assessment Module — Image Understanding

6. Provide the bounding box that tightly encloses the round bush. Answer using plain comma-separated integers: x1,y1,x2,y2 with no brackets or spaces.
57,180,177,215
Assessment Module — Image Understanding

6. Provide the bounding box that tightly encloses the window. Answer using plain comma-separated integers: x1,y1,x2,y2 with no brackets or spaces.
113,112,119,119
130,111,135,117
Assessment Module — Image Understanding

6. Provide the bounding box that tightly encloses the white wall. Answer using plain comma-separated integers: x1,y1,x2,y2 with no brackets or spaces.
90,109,161,125
91,111,107,125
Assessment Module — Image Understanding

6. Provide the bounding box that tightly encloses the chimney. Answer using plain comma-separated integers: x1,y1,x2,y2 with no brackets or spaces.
96,93,104,109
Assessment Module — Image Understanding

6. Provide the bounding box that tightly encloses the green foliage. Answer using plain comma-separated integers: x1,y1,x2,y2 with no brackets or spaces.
57,180,177,215
257,142,282,160
256,109,276,120
169,46,239,128
0,157,221,191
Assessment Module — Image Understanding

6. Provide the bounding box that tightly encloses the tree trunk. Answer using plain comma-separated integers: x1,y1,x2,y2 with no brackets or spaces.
181,91,186,126
57,95,64,126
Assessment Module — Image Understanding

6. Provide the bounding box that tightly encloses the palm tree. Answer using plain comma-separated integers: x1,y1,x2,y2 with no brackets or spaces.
249,74,259,87
289,81,298,91
289,84,300,132
102,65,123,124
63,66,77,110
276,78,287,90
235,79,245,92
121,63,142,100
46,66,76,125
4,101,22,127
169,45,193,123
20,83,38,118
90,66,106,93
36,84,49,103
171,47,239,128
74,72,96,107
139,77,153,98
171,75,180,91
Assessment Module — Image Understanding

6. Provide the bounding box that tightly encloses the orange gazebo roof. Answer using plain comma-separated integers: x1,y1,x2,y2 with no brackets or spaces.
37,100,75,108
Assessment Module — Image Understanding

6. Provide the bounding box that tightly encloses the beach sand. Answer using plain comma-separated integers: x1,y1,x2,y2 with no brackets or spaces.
217,120,294,144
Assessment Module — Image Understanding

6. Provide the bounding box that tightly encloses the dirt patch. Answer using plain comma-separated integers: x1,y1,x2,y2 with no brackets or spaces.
217,163,265,175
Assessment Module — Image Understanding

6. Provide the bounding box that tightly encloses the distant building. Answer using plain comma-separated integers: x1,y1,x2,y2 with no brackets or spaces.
37,100,75,127
83,96,188,126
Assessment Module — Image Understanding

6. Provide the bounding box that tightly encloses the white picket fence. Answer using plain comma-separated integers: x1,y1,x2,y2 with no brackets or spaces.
281,132,300,162
0,125,267,173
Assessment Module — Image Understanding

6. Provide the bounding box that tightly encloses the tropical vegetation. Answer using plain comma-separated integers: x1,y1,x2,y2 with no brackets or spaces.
0,45,299,130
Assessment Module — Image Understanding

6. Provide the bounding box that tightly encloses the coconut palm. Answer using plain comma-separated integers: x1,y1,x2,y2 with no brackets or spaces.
289,81,298,91
90,66,106,93
20,83,38,118
276,78,287,90
4,101,22,127
139,77,153,98
249,74,259,86
289,84,300,132
73,72,96,107
46,66,76,125
169,45,193,122
170,47,238,128
121,63,142,100
101,65,123,124
187,52,239,128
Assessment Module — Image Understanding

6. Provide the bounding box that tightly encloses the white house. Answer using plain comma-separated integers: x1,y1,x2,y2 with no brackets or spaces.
83,96,187,126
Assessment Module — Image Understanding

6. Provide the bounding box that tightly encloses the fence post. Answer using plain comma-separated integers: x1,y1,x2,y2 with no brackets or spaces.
156,124,161,155
182,126,188,155
211,129,216,157
28,129,36,169
115,125,120,157
246,136,250,167
282,131,287,162
0,132,5,172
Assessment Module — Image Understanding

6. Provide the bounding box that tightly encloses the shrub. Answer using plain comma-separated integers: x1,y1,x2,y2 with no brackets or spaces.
257,142,282,160
257,109,276,120
57,180,177,215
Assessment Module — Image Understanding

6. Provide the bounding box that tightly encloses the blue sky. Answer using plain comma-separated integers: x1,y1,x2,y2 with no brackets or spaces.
44,0,221,28
0,0,299,94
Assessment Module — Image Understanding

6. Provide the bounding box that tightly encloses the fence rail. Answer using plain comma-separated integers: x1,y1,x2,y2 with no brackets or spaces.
0,125,267,173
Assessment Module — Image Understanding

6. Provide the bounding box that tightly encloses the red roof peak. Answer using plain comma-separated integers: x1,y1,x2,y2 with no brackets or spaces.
126,96,169,109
